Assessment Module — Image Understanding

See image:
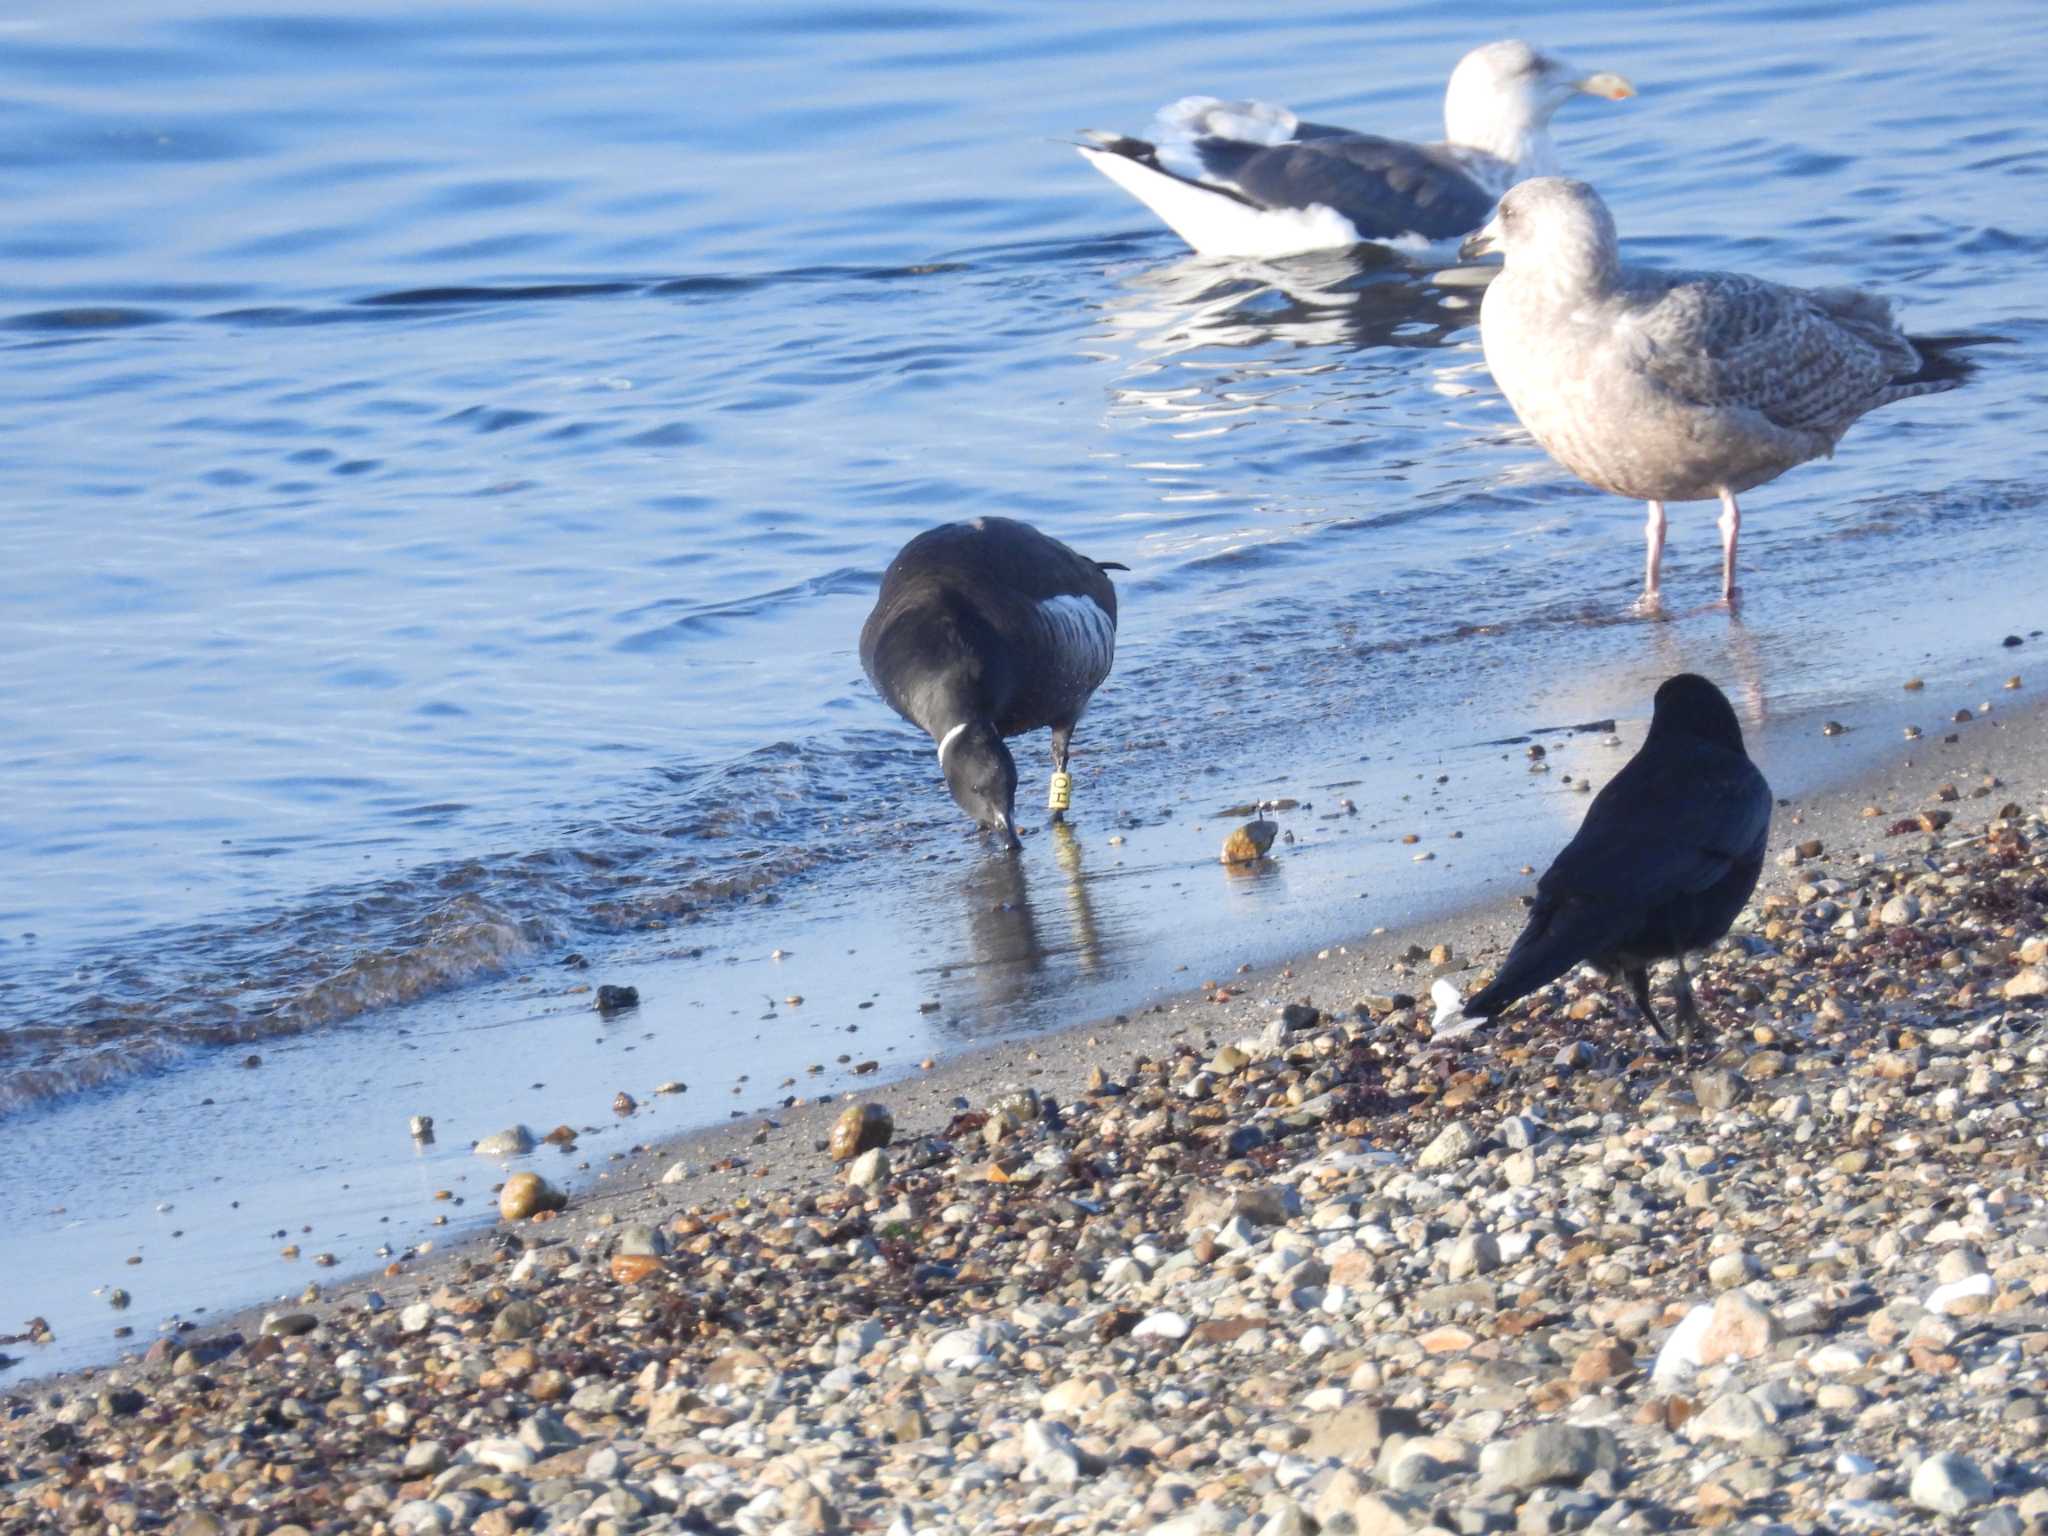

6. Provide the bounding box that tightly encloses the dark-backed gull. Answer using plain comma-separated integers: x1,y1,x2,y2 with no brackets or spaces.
1077,40,1632,260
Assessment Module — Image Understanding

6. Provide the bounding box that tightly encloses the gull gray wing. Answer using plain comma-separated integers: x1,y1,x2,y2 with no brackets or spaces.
1627,272,1918,436
1193,134,1498,241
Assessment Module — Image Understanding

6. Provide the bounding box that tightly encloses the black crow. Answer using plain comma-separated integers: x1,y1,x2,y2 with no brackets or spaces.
1432,673,1770,1043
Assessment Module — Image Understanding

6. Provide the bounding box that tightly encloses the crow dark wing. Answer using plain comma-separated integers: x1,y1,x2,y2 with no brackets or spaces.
1540,741,1772,909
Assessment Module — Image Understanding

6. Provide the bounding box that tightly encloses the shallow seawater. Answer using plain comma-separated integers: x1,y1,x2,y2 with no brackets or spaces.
3,0,2047,1373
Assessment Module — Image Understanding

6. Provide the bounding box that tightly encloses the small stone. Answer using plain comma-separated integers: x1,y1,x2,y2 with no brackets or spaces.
1652,1303,1714,1384
1479,1424,1623,1491
595,983,639,1012
1910,1452,1994,1516
1572,1341,1636,1384
490,1299,544,1342
1221,820,1279,864
1686,1391,1770,1443
1417,1122,1479,1169
1132,1310,1190,1341
1699,1289,1781,1364
1446,1232,1501,1279
497,1171,565,1222
1694,1070,1744,1112
1879,894,1920,926
474,1125,536,1158
1302,1402,1424,1462
1708,1251,1762,1289
845,1147,890,1191
828,1102,894,1162
2003,969,2048,1000
467,1436,534,1473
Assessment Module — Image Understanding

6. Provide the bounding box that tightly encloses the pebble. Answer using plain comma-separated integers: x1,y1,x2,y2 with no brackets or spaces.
1479,1424,1623,1491
496,1171,565,1222
828,1101,894,1162
473,1125,536,1158
1910,1452,1994,1516
14,796,2048,1536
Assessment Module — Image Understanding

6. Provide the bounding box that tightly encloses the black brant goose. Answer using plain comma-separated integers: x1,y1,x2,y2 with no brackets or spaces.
1431,674,1771,1044
1076,41,1632,260
860,518,1125,851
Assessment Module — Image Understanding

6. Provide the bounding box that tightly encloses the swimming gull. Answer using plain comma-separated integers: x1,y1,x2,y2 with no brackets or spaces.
1431,673,1771,1046
1076,40,1633,260
1463,177,1990,607
860,517,1125,851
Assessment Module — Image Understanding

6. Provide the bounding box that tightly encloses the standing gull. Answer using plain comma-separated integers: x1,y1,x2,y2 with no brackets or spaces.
861,518,1124,851
1463,178,1990,607
1431,673,1771,1045
1077,41,1633,261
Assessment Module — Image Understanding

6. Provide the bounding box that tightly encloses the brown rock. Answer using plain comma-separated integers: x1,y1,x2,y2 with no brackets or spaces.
1572,1341,1636,1384
827,1102,893,1162
498,1172,566,1222
1221,820,1279,864
610,1253,662,1285
1699,1290,1781,1365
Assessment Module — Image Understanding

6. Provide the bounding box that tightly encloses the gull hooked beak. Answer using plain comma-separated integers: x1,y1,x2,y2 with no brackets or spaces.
1459,213,1503,263
1573,69,1635,101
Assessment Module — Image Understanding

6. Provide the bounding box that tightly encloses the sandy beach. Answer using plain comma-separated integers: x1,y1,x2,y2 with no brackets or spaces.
6,651,2048,1534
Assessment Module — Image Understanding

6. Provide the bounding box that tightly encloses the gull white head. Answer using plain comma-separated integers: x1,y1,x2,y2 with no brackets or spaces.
1442,40,1634,173
1461,176,1622,292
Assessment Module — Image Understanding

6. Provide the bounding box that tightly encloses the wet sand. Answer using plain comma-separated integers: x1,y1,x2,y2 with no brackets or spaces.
6,646,2038,1395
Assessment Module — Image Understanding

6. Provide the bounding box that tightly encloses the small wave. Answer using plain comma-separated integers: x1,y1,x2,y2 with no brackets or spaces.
3,306,170,332
276,895,558,1027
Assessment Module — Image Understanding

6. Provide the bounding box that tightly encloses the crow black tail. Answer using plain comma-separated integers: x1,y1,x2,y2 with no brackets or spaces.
1460,897,1631,1021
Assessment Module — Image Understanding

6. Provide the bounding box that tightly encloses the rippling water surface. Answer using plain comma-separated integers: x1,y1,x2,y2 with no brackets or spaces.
3,0,2046,1370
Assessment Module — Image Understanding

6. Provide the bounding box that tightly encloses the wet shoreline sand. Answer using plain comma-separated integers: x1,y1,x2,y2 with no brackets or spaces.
7,651,2048,1531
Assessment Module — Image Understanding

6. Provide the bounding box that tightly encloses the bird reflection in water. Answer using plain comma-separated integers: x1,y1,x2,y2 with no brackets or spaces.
1091,244,1479,377
952,824,1109,1018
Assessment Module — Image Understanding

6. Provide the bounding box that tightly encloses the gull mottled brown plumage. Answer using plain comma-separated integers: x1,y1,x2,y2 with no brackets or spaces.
1463,177,1989,607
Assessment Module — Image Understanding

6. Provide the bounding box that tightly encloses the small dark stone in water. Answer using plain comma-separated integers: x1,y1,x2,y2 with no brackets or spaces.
241,1054,261,1068
2004,634,2023,648
1821,721,1846,737
596,984,640,1014
562,952,589,969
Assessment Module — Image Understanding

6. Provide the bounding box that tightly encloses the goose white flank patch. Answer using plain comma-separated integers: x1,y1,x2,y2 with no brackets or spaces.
859,517,1126,851
1077,39,1633,259
1463,177,1998,607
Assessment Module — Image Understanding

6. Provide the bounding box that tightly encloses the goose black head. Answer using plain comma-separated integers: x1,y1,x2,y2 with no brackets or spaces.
939,720,1020,851
1649,672,1745,753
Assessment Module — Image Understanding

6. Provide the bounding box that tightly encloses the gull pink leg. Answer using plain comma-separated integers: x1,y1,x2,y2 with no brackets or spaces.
1716,489,1742,605
1634,500,1667,614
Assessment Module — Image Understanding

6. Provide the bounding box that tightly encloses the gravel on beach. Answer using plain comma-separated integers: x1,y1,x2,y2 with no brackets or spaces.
8,747,2048,1534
